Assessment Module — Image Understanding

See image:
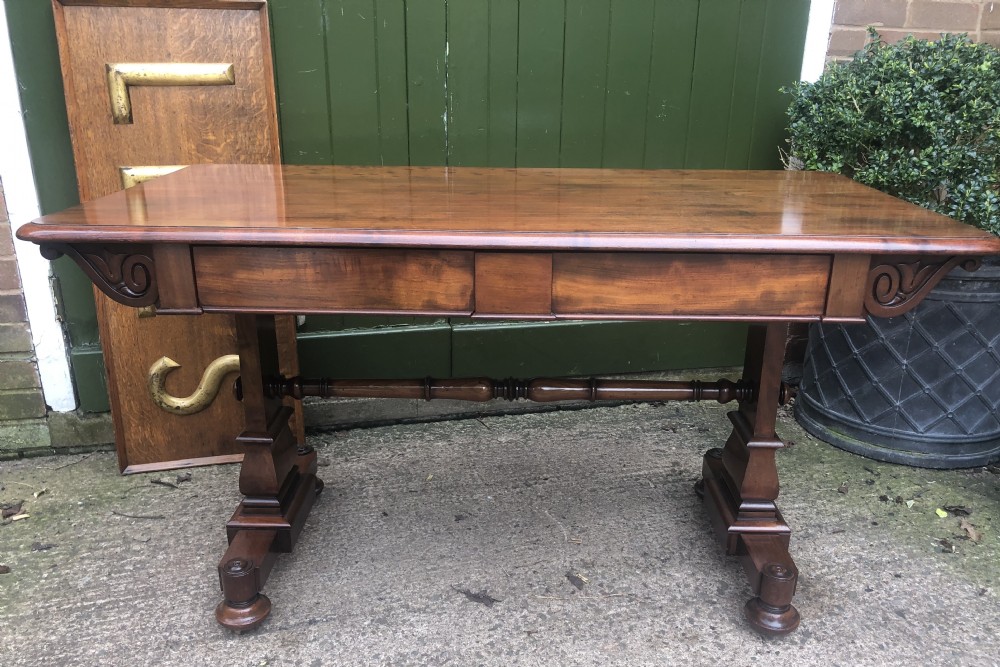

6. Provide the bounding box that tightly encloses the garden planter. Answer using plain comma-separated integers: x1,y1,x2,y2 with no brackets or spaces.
796,257,1000,468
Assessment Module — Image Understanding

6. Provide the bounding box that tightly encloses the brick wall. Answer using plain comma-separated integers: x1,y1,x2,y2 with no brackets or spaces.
830,0,1000,58
0,178,49,455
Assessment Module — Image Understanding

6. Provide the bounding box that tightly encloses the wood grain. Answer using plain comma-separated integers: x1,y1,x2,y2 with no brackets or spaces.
824,254,872,321
551,253,831,318
194,247,475,314
23,165,1000,256
474,252,552,317
51,0,300,472
150,244,199,313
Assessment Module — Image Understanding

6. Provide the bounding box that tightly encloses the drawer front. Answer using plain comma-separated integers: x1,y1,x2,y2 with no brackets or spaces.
552,253,831,318
194,247,475,314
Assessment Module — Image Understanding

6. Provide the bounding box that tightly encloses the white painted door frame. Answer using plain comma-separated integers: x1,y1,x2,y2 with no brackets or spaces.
0,1,76,412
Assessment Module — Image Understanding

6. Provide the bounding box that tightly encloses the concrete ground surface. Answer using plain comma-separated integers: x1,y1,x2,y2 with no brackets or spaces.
1,400,999,667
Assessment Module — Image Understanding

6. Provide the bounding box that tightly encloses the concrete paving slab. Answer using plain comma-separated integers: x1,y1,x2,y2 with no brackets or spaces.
0,401,998,666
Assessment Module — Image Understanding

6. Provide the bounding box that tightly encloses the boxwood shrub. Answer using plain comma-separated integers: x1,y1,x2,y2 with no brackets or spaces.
785,31,999,236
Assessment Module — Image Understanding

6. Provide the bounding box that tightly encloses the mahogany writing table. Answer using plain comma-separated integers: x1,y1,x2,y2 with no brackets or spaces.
18,164,1000,635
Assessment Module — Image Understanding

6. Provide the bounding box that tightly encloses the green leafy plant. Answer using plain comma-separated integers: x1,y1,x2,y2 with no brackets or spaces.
785,31,1000,235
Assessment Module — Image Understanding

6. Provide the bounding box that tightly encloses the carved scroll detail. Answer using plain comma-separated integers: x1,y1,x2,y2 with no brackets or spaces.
40,243,158,307
865,256,980,318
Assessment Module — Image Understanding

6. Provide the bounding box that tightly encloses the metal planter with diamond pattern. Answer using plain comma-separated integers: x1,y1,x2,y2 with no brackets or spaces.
796,258,1000,468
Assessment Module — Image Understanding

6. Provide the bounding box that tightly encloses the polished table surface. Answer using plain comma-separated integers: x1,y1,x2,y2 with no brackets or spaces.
21,164,1000,254
18,165,1000,636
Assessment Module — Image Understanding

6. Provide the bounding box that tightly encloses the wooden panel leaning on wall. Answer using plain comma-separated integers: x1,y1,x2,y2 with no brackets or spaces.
52,0,302,473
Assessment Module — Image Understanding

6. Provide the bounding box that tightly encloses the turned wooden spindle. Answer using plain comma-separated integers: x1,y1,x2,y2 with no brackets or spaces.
249,376,789,406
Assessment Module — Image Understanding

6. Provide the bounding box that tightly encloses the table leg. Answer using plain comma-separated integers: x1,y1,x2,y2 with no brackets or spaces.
215,314,324,631
697,322,800,636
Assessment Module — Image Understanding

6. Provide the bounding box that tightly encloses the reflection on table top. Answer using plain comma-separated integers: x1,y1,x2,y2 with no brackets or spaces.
20,164,1000,255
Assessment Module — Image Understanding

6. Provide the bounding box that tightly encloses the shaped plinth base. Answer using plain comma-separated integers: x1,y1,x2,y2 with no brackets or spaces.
700,443,800,637
215,446,322,632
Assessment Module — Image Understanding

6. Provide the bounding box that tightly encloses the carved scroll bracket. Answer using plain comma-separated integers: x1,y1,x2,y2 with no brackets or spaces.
865,256,981,318
40,243,158,308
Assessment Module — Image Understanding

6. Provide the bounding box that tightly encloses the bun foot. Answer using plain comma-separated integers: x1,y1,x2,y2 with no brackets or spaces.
744,596,800,636
744,561,800,636
215,593,271,632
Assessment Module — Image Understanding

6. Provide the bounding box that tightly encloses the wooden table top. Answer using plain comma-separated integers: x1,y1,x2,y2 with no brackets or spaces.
19,164,1000,255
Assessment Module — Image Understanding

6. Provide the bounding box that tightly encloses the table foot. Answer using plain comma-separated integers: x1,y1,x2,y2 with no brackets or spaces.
215,446,322,631
701,445,800,636
743,562,800,636
215,529,277,632
216,593,272,632
745,596,800,636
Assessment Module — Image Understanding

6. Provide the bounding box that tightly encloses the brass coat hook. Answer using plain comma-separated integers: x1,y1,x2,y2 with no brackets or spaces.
147,354,241,415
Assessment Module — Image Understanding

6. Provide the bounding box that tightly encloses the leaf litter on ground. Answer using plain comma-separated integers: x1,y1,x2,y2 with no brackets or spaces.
452,586,501,608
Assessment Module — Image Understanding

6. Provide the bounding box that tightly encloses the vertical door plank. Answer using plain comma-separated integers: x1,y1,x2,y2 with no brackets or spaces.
270,0,333,164
326,0,382,164
559,0,611,168
447,0,491,165
747,0,810,169
643,0,699,169
685,1,741,168
602,0,655,168
374,0,410,165
406,0,448,165
486,0,519,167
515,0,565,167
724,0,767,169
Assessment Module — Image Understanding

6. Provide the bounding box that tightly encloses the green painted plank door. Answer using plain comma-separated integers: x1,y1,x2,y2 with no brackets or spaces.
6,0,812,408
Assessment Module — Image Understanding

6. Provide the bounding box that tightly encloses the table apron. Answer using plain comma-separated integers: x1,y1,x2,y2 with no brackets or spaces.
179,247,864,321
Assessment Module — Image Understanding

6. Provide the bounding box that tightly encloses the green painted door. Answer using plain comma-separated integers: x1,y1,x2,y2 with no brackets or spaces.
6,0,811,410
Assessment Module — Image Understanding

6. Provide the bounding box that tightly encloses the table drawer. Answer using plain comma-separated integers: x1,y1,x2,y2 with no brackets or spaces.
194,247,474,314
552,253,831,318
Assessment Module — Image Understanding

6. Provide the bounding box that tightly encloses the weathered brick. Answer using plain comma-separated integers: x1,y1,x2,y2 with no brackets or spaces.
0,323,32,353
0,223,14,257
48,411,114,448
0,258,21,290
982,30,1000,46
877,29,952,44
0,418,50,451
835,0,908,26
907,1,981,30
0,389,47,420
0,294,27,323
984,3,1000,30
0,360,40,390
829,27,871,56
